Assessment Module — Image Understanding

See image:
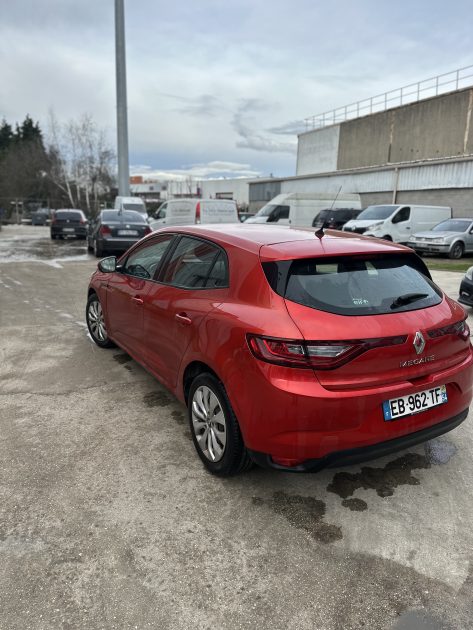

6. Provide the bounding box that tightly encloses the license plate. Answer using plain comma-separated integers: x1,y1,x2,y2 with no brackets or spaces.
118,229,138,236
383,385,447,421
63,227,75,232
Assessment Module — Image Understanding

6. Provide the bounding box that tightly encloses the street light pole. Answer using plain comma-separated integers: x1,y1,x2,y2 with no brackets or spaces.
115,0,130,196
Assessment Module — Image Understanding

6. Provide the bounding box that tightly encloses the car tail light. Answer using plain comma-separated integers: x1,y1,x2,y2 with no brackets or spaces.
247,334,407,369
100,225,111,236
427,318,470,341
196,202,201,224
144,225,152,235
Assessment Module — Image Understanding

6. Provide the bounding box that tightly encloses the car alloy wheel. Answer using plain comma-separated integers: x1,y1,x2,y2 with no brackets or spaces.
191,385,227,462
86,294,114,348
188,373,253,476
449,242,464,259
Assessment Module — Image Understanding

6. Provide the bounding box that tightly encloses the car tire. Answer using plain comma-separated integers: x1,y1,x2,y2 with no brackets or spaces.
188,373,253,476
51,234,56,240
85,293,115,348
449,242,464,259
382,235,392,241
93,238,103,258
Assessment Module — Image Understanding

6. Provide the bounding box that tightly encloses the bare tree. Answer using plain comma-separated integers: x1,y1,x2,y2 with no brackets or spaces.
46,111,115,215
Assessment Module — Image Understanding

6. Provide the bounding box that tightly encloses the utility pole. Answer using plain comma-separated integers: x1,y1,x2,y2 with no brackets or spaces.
115,0,130,196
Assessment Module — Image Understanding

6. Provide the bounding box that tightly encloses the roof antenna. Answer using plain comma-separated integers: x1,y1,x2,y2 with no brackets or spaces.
315,185,343,239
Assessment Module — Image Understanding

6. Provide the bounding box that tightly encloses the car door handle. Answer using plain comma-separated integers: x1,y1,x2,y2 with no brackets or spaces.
131,296,144,305
175,312,192,325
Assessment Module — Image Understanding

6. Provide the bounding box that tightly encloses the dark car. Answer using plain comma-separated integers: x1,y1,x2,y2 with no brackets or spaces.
51,209,88,240
312,207,362,230
459,266,473,307
31,209,50,226
87,209,152,257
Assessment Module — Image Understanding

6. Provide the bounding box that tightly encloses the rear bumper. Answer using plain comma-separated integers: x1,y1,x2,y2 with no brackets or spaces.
227,345,473,465
410,243,450,254
51,226,87,237
248,408,468,472
101,237,141,253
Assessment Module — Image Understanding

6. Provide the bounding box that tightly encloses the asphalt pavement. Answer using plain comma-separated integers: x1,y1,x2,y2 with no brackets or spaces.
1,225,473,630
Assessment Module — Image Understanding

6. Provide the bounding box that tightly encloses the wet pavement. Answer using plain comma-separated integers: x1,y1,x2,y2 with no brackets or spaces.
0,224,93,266
1,224,473,629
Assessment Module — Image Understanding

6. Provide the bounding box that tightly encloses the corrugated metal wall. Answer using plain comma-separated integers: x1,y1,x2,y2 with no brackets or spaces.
249,159,473,214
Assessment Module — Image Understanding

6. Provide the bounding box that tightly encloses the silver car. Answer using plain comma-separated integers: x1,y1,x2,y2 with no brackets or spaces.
409,218,473,259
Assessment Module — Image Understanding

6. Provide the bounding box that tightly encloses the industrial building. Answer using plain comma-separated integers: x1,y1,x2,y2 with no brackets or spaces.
249,66,473,215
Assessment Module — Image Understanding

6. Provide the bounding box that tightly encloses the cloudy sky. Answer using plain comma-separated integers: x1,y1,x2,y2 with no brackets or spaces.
1,0,472,179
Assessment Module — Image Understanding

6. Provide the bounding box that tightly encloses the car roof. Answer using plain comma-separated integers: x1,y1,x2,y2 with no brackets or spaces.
151,224,411,260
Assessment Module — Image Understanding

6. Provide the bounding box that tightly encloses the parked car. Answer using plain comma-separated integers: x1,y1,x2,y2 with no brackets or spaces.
245,193,362,227
343,204,452,244
50,209,88,240
86,224,472,476
31,209,50,226
458,266,473,307
87,209,152,257
312,207,362,230
409,218,473,259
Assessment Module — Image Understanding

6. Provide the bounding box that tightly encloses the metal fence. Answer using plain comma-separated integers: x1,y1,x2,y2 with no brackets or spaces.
304,64,473,132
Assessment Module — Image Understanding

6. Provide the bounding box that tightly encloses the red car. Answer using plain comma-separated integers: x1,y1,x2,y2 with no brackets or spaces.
86,225,473,475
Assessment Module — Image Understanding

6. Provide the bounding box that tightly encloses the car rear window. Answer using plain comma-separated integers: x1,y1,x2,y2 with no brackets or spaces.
55,211,82,221
263,255,442,316
102,210,146,223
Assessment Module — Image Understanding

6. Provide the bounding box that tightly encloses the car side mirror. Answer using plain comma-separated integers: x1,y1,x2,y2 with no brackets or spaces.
98,256,117,273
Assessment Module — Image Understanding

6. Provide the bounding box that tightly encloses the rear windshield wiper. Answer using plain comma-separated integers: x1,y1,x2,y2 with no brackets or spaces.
390,292,429,309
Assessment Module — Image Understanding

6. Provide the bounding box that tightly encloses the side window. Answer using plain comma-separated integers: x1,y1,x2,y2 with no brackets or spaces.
268,205,289,222
278,206,289,219
157,204,167,219
392,207,410,223
205,252,228,288
123,236,174,279
161,236,224,288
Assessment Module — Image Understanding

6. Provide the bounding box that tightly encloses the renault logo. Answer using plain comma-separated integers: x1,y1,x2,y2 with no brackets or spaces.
413,331,425,355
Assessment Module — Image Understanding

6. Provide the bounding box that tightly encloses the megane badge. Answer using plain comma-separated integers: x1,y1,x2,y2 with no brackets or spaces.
413,331,425,355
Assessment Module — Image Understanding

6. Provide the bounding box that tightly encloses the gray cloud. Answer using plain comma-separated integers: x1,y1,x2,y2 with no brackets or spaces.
232,99,297,154
1,0,473,177
158,93,226,117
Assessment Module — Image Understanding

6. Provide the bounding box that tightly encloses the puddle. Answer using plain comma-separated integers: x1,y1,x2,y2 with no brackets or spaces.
171,409,186,425
327,453,431,500
392,609,449,629
0,231,92,264
253,491,343,544
143,391,172,407
113,353,133,365
341,498,368,511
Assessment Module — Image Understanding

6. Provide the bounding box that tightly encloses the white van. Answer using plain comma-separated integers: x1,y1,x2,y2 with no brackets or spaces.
245,192,362,227
114,196,147,218
150,198,238,229
343,204,452,244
